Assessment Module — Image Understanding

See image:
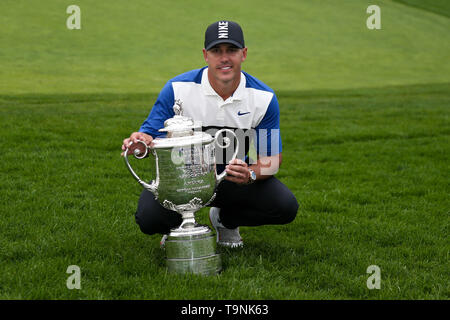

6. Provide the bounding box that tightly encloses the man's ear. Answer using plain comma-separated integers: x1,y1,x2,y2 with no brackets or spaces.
241,47,248,62
203,48,208,62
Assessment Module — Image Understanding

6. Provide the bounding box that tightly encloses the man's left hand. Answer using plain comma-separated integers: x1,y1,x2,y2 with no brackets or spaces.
225,159,251,184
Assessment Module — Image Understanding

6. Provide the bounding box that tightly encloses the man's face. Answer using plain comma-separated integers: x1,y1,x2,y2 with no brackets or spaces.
203,43,247,84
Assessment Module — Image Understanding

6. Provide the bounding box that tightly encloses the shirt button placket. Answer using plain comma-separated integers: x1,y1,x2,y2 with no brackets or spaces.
217,99,225,121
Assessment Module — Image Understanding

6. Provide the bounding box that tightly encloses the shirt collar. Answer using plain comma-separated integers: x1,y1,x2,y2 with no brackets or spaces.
201,67,246,101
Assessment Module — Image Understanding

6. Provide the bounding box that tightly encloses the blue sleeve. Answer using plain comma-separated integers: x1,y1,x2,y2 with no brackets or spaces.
139,81,175,138
255,94,282,156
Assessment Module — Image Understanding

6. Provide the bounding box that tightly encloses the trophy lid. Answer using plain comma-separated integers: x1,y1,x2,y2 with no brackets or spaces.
152,131,214,149
158,99,201,137
159,115,201,137
152,100,214,148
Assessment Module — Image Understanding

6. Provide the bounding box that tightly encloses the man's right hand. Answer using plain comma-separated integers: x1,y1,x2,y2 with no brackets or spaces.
121,132,153,156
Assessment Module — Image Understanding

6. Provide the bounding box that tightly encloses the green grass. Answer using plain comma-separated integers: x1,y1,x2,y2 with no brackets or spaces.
0,0,449,300
393,0,450,18
0,0,449,93
0,83,448,299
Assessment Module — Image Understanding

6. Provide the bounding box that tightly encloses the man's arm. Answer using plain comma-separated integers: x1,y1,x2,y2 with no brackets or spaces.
251,153,282,179
121,80,175,156
139,80,175,137
224,153,282,184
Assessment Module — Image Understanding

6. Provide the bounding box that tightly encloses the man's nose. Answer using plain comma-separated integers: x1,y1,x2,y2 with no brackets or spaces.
219,51,230,62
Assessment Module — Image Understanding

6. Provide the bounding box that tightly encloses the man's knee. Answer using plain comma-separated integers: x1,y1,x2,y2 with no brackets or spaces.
135,210,159,235
134,190,182,235
136,208,184,236
276,190,299,224
135,207,183,235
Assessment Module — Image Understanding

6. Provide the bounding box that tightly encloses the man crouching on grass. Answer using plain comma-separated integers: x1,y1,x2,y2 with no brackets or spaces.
121,20,299,248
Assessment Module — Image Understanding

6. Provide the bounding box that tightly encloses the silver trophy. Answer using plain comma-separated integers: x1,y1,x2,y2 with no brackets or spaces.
123,100,238,275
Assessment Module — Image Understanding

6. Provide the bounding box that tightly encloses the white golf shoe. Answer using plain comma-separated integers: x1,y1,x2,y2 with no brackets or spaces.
209,207,243,248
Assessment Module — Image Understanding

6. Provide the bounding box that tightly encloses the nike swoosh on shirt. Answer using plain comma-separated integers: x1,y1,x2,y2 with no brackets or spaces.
237,111,251,116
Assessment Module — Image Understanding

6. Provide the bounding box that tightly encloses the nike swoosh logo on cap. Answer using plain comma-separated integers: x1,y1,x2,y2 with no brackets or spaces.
237,111,250,116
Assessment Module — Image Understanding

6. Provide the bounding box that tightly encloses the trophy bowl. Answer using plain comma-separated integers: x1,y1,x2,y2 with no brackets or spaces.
123,100,238,275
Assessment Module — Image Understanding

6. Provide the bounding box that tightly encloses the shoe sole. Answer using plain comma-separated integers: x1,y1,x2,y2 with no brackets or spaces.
209,211,244,248
217,239,244,248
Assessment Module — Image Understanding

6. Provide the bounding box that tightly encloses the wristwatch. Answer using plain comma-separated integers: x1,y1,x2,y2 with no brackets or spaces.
247,168,257,184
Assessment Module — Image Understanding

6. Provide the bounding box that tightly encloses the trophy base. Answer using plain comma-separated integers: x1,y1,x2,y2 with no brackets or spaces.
165,225,222,276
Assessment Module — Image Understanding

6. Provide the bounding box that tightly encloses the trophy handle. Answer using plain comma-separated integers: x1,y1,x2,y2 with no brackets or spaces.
214,129,239,185
123,140,159,195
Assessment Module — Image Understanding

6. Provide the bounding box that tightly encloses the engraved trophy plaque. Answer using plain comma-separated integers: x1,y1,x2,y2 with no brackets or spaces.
123,100,238,275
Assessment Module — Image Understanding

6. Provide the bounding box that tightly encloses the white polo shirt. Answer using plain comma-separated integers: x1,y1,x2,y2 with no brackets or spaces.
140,66,281,157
